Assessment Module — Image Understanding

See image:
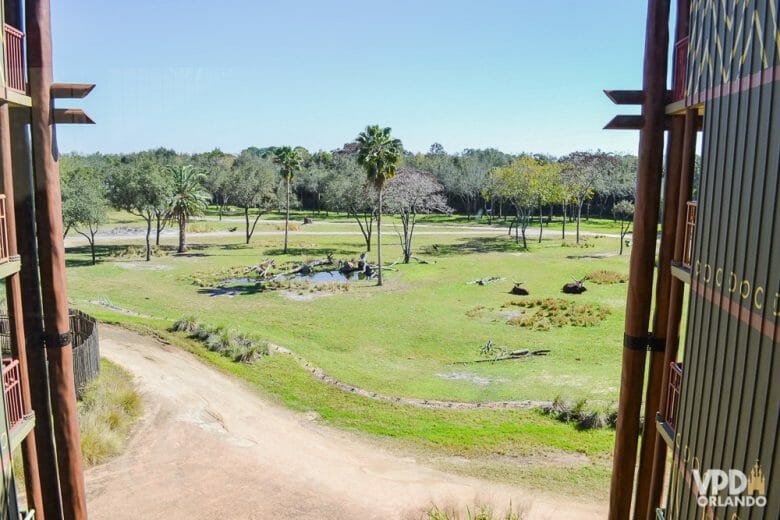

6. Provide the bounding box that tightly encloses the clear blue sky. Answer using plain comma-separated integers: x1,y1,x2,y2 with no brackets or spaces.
52,1,648,157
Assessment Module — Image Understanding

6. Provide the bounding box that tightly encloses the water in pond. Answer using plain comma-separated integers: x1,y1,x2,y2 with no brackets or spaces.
220,270,372,286
275,270,372,283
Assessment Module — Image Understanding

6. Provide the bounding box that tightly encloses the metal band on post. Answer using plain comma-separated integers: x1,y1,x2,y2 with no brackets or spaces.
44,331,72,349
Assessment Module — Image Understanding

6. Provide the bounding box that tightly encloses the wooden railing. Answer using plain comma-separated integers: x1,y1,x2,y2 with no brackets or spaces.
0,195,9,263
673,37,689,101
682,201,697,268
3,24,25,94
666,362,683,432
2,358,24,431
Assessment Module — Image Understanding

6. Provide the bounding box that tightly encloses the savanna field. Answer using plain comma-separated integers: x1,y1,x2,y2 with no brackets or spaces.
64,209,647,497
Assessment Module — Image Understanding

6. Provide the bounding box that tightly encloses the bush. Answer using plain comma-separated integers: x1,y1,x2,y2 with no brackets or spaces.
540,398,618,431
169,317,269,364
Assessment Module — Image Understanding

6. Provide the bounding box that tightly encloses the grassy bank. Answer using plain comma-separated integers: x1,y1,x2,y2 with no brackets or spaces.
78,359,142,466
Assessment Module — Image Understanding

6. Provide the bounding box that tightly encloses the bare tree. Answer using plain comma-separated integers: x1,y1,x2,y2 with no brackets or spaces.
385,168,451,263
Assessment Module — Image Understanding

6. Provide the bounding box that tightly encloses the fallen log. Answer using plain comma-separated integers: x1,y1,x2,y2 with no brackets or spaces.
455,349,551,364
276,255,334,278
468,276,505,286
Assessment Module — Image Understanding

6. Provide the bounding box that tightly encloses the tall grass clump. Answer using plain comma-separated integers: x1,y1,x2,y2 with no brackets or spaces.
170,317,269,363
78,359,142,466
419,501,528,520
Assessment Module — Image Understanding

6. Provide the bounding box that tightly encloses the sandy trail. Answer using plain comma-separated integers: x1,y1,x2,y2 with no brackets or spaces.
86,326,606,519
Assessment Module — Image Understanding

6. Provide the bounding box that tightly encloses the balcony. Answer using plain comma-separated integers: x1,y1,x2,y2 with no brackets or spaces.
672,37,689,102
2,358,34,451
3,23,25,95
682,201,697,268
2,358,24,430
665,362,683,431
656,362,683,448
0,194,9,263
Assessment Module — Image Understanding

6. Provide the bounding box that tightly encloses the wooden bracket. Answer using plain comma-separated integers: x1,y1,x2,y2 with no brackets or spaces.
51,83,95,99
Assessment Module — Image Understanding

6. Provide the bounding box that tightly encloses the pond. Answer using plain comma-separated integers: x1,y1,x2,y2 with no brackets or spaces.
274,270,373,283
219,270,372,286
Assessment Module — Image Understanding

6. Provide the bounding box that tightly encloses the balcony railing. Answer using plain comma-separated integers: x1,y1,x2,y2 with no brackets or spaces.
2,358,25,431
4,24,25,94
673,37,689,102
682,201,697,268
666,362,683,432
0,195,9,263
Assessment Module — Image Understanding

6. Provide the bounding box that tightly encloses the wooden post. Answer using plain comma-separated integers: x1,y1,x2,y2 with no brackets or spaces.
634,113,685,520
10,107,63,519
645,107,698,518
26,0,88,518
0,101,45,518
608,1,671,518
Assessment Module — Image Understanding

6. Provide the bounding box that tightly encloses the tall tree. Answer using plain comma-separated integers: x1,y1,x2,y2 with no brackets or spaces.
385,169,451,263
527,158,562,243
560,151,618,243
356,125,403,286
166,165,210,253
107,160,170,261
613,200,635,255
228,152,277,243
322,155,377,251
485,157,537,249
273,146,304,254
61,167,107,265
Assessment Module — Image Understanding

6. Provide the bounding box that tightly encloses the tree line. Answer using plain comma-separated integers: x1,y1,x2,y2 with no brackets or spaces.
60,130,642,269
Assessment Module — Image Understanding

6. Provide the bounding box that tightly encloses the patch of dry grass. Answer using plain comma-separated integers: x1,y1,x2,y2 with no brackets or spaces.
587,270,628,284
78,359,142,466
503,298,609,330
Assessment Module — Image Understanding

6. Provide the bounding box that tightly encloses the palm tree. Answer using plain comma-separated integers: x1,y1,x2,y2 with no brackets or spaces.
166,164,209,253
356,125,402,286
273,146,303,254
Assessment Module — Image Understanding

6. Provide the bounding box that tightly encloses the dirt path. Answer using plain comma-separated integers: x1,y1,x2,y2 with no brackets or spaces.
86,326,606,519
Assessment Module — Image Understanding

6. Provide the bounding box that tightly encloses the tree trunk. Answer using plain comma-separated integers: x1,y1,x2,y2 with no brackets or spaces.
562,203,567,239
245,207,251,244
155,213,163,246
145,216,152,261
377,189,384,286
284,179,290,254
178,215,187,253
89,237,96,265
576,203,583,244
179,216,187,253
619,221,625,255
538,202,543,243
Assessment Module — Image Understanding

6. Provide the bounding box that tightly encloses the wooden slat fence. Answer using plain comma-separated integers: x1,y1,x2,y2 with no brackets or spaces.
0,309,100,397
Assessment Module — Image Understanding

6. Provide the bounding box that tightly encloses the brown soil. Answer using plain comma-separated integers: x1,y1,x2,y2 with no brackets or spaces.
86,325,606,519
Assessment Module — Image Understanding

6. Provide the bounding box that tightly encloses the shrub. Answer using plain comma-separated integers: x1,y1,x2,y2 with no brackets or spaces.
169,317,269,364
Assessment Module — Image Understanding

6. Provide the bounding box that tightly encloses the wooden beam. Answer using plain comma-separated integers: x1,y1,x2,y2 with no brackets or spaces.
604,115,645,130
52,108,95,125
608,0,671,518
604,90,645,105
50,83,95,99
26,0,89,517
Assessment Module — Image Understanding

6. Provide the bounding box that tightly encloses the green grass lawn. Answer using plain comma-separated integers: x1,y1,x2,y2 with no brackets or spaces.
64,209,628,497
